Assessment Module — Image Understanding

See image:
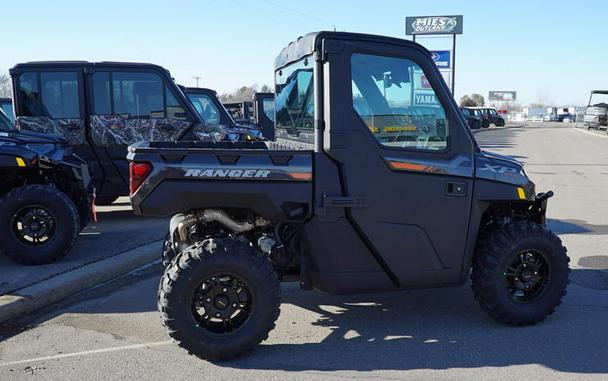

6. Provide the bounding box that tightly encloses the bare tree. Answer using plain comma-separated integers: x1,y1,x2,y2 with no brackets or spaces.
459,93,485,107
0,72,11,98
219,84,273,102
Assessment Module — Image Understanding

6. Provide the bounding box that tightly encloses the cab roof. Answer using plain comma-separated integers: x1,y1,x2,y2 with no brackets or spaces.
11,61,171,75
275,31,430,69
180,86,218,95
591,90,608,95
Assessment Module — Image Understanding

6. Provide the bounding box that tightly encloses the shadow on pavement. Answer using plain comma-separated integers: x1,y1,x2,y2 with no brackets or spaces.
548,218,608,235
227,275,607,374
10,264,602,375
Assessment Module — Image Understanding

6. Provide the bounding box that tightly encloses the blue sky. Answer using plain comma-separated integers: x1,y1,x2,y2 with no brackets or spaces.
1,0,606,105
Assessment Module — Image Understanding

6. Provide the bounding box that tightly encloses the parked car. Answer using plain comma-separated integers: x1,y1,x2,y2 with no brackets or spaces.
0,98,14,122
474,107,506,127
10,61,253,205
0,108,93,264
460,107,489,129
129,31,570,361
583,90,608,131
528,114,544,122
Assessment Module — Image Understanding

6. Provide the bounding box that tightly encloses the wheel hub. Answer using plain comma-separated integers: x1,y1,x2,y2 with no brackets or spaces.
12,206,56,245
505,251,550,303
191,275,252,333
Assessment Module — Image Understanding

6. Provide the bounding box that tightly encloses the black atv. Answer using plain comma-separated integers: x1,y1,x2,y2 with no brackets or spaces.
129,31,570,361
0,109,93,265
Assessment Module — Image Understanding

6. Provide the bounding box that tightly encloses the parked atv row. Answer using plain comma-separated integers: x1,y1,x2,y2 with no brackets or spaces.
2,63,275,265
460,106,506,129
9,62,275,206
128,31,570,361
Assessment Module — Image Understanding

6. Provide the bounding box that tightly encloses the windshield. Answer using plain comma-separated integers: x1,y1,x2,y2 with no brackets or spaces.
185,92,223,124
589,93,608,109
0,109,15,131
275,56,314,134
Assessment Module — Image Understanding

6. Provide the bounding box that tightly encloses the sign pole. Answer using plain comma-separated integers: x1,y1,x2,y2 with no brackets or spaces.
451,34,456,96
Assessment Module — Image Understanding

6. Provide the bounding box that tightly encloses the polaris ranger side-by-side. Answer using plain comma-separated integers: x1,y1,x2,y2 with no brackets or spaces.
0,108,93,264
128,32,570,361
10,62,259,205
222,92,275,140
182,87,272,141
583,90,608,132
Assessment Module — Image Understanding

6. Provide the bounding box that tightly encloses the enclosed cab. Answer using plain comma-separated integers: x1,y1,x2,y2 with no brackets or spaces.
584,90,608,131
9,61,236,204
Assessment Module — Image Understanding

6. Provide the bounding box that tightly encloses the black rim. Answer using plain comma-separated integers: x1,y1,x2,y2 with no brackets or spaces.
11,205,56,246
191,274,253,334
504,250,551,303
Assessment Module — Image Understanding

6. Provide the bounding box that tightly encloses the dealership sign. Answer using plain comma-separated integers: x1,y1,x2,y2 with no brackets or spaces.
489,91,517,101
406,15,463,35
430,50,451,69
414,92,439,106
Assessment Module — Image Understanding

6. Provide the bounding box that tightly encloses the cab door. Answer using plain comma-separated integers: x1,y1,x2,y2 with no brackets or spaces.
13,68,87,147
323,39,475,287
86,68,195,196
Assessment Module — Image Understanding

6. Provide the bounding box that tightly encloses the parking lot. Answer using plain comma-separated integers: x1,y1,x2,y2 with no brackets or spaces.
0,124,605,380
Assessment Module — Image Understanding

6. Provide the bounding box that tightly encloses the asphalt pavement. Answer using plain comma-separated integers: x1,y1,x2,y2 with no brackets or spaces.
0,124,607,380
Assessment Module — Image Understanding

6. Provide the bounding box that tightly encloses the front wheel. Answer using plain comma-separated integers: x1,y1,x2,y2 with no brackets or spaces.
471,222,570,326
0,184,79,265
158,238,281,360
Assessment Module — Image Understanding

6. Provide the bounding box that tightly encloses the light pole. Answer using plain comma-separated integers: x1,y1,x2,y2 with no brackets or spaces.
193,76,202,88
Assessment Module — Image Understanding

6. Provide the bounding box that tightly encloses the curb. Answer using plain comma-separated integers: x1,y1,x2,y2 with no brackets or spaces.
472,124,524,134
0,240,162,324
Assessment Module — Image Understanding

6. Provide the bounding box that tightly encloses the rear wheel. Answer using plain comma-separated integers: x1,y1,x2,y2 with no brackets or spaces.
471,222,570,325
0,184,79,265
158,238,281,360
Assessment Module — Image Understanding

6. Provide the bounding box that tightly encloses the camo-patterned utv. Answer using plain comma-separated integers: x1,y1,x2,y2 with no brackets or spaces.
10,62,260,205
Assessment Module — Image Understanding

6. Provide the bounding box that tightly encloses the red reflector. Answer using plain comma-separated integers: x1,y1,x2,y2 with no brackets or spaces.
129,162,152,195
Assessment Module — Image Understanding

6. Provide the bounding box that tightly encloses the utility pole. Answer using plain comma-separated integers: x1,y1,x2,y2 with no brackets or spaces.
193,76,202,88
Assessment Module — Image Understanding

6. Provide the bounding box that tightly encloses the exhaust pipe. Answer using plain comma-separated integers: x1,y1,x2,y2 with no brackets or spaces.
177,209,269,241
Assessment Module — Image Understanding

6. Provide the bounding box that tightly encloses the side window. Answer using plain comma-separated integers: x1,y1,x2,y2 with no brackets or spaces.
351,53,449,151
92,72,111,114
166,87,190,121
19,71,80,118
188,94,220,124
112,72,163,119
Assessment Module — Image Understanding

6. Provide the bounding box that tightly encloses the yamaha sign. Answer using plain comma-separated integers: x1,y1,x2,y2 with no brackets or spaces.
406,15,463,35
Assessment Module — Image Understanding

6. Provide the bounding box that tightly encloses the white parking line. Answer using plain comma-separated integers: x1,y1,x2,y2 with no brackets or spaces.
0,341,172,367
572,127,608,138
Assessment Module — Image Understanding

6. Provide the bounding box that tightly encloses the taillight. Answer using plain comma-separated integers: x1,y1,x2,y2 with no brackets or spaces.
129,161,152,195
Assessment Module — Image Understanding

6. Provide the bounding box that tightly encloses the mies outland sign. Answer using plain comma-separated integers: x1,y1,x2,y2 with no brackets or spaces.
406,16,463,35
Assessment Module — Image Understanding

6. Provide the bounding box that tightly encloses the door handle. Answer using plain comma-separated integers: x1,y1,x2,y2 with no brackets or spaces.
446,181,467,197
